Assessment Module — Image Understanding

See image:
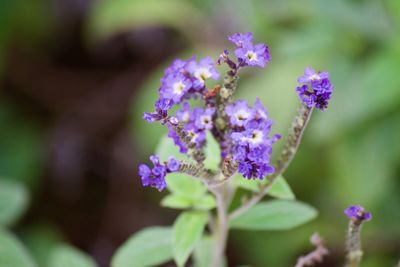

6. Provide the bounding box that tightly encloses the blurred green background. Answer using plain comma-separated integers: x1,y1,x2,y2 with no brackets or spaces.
1,0,400,266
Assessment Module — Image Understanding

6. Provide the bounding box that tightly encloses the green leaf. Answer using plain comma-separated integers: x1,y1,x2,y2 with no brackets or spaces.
233,175,295,200
230,200,317,230
194,194,216,211
47,244,97,267
203,131,221,171
0,227,37,267
111,227,173,267
173,211,208,267
161,194,193,209
268,176,295,200
0,179,29,226
166,173,208,199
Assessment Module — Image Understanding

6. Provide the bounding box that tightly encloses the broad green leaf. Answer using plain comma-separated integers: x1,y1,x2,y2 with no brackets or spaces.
203,132,221,171
0,179,29,226
230,200,317,230
233,175,295,200
193,236,226,267
166,173,208,199
173,211,208,267
112,227,173,267
0,227,37,267
47,244,97,267
194,194,216,210
268,176,295,200
161,194,193,209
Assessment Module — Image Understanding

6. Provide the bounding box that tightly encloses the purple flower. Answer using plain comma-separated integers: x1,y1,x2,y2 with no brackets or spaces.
160,73,192,103
138,155,180,191
143,98,173,122
344,205,372,222
297,67,329,83
225,100,254,127
194,107,216,130
234,43,270,68
296,67,333,110
164,58,188,76
184,123,206,149
187,57,220,90
167,156,180,172
228,32,253,47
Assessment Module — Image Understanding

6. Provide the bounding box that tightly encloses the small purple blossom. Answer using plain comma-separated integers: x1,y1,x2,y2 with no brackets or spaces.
138,155,180,191
143,98,173,122
187,57,220,90
159,73,192,103
296,67,333,110
234,43,270,68
225,100,254,127
344,205,372,222
194,107,216,130
228,32,253,47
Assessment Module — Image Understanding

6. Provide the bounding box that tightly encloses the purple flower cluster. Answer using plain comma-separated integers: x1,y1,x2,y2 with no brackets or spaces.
226,98,280,179
344,205,372,222
168,103,216,153
139,31,333,190
138,155,180,191
228,32,271,68
296,67,333,110
144,57,220,123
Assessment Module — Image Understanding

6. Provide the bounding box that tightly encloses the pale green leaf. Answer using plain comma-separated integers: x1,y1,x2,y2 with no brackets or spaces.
233,175,295,200
0,227,37,267
268,176,295,200
0,179,29,226
111,227,173,267
161,194,193,209
203,131,221,171
173,211,208,267
194,194,216,210
47,244,97,267
230,200,317,230
166,173,207,199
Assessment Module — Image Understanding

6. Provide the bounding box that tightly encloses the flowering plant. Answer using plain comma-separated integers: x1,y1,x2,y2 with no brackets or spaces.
114,32,336,267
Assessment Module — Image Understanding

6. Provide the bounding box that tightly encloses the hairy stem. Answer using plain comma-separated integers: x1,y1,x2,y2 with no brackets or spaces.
344,221,363,267
209,183,231,267
229,105,313,220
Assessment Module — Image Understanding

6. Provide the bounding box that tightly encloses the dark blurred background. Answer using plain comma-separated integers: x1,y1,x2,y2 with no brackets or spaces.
1,0,400,266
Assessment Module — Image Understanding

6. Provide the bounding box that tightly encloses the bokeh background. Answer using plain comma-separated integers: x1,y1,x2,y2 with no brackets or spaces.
1,0,400,266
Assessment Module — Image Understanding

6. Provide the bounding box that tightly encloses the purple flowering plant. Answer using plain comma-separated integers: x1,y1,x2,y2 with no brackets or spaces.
113,32,338,267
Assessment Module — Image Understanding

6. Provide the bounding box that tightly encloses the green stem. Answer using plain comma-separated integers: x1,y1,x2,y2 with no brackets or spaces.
344,221,363,267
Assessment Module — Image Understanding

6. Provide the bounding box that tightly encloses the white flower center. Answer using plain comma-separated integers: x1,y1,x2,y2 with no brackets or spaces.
234,110,250,122
201,115,212,126
248,130,264,144
195,68,211,81
181,112,190,122
246,51,258,61
309,74,320,81
172,81,185,94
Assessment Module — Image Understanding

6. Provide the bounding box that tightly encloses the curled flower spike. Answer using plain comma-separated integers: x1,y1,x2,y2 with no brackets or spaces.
296,67,333,110
344,205,372,223
138,155,180,191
